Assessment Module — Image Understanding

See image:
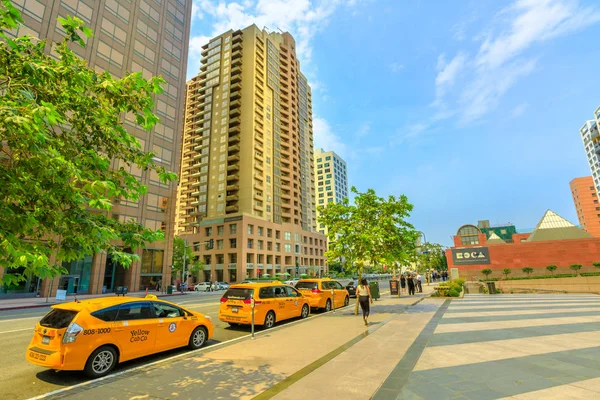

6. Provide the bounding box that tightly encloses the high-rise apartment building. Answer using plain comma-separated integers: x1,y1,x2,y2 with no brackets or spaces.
176,25,327,282
570,176,600,237
314,148,348,235
0,0,191,297
580,106,600,192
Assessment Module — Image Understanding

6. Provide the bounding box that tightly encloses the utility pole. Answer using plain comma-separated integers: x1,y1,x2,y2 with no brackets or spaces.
182,238,187,291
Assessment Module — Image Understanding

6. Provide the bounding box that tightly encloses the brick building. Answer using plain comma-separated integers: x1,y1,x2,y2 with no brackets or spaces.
570,176,600,237
447,210,600,279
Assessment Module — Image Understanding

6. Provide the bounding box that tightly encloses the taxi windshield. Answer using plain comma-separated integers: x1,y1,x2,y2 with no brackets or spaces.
39,309,78,329
222,288,254,300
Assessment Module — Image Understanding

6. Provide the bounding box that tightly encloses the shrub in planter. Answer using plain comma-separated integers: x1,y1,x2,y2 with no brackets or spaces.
448,288,461,297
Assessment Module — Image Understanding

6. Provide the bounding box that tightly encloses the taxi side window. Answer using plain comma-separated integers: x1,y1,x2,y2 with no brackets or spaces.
259,287,274,299
284,286,300,297
153,302,184,318
321,281,331,290
115,302,155,321
273,286,286,298
91,306,120,322
334,282,343,290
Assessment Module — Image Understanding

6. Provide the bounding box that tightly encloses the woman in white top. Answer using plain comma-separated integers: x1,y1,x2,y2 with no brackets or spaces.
357,278,373,326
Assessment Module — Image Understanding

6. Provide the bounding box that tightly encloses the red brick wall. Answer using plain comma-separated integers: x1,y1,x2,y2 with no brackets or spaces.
447,237,600,278
511,233,530,243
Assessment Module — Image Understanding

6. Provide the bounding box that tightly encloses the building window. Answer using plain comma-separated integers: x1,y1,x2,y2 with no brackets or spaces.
136,19,157,43
284,232,291,240
97,40,123,68
217,239,224,249
230,224,237,234
248,225,254,235
140,0,159,23
257,240,263,250
134,40,155,63
257,226,263,236
217,225,224,235
247,239,253,249
205,227,212,236
229,238,237,248
284,244,291,253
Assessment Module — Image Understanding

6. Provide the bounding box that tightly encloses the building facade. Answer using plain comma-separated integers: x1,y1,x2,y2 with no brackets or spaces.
314,148,348,235
570,176,600,237
475,220,517,243
448,210,600,279
580,106,600,193
1,0,191,297
176,25,327,282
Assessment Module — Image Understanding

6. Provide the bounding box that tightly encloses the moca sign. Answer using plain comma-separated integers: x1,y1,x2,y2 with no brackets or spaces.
451,247,490,265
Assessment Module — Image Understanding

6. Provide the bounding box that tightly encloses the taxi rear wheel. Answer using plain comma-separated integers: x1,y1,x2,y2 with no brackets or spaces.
301,304,309,319
344,296,349,307
264,311,276,329
84,345,117,379
325,299,332,312
189,326,208,350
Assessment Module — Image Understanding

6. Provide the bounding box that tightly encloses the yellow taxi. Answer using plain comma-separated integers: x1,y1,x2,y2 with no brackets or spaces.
295,278,349,311
218,282,310,329
26,294,213,378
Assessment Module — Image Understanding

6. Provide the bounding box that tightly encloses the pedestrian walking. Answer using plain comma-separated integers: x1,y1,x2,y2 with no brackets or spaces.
356,278,373,326
400,274,406,294
416,273,423,293
407,274,415,296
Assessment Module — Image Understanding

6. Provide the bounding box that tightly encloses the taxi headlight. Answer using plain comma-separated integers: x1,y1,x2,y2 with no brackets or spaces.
62,322,83,343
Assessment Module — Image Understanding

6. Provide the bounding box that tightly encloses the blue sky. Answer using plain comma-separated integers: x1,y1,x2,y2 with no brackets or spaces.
187,0,600,246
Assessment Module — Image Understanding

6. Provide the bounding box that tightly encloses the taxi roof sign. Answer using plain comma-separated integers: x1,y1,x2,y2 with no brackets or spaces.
145,294,158,300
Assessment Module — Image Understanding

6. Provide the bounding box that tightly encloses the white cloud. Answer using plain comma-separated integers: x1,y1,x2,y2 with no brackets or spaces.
187,0,359,79
431,0,600,125
388,62,404,73
356,122,370,137
511,102,529,118
313,117,347,157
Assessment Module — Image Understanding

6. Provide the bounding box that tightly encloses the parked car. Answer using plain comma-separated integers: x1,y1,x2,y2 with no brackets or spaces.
26,294,213,378
295,278,349,311
345,280,359,297
194,282,212,292
218,282,310,328
284,278,300,286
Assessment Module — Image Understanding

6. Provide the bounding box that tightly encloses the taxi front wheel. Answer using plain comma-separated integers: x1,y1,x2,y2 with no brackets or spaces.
189,326,208,350
301,304,309,319
264,311,276,329
84,345,117,379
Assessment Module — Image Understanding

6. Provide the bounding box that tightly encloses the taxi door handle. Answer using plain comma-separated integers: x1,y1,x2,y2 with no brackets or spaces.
158,324,165,327
114,328,124,332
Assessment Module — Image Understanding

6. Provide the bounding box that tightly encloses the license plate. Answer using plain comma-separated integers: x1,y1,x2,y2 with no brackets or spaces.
231,307,239,313
42,336,50,344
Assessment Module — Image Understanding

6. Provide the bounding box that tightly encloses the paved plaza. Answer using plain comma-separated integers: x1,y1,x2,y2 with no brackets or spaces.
374,294,600,400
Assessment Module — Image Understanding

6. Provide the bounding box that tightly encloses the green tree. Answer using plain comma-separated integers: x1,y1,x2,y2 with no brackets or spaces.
318,187,418,314
569,264,582,275
415,242,446,273
502,268,512,279
481,268,493,279
546,265,557,275
522,267,534,276
171,237,204,282
0,2,177,288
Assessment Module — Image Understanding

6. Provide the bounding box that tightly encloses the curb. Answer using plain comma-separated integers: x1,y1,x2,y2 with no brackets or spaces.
0,293,187,312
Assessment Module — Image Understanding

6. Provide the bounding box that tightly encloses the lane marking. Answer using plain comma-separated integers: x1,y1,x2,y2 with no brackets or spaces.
0,316,44,323
0,327,33,334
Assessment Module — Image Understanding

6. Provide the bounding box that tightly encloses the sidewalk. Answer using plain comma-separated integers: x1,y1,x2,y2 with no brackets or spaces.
0,290,188,311
41,285,437,400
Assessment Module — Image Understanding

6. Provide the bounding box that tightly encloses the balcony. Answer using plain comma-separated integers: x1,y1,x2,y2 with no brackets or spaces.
228,134,240,144
229,125,241,135
226,184,239,191
191,201,200,206
253,192,263,201
230,82,241,92
229,117,241,126
229,144,240,153
227,164,240,172
227,154,240,162
229,99,241,108
230,106,241,118
226,194,239,201
226,205,239,213
191,191,201,196
191,181,200,188
231,50,242,60
227,174,239,181
231,65,241,76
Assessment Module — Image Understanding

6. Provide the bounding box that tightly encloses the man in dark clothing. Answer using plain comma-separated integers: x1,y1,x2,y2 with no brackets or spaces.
407,274,415,295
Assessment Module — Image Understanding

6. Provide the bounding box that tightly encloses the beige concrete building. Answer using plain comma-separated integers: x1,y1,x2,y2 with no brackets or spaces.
176,25,327,282
314,148,348,235
0,0,191,297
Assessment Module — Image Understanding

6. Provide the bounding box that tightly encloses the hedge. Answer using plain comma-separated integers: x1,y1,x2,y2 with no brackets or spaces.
580,272,600,277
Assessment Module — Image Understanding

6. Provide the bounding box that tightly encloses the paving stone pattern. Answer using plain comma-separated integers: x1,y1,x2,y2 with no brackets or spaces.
373,294,600,400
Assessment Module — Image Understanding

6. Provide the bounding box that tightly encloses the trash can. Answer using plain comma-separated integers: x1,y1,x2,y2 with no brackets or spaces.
486,281,497,294
369,281,380,300
389,280,399,296
167,285,173,295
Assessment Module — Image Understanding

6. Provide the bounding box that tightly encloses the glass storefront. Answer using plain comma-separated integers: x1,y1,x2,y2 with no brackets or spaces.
229,268,237,283
140,249,164,290
1,266,41,296
61,255,93,294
